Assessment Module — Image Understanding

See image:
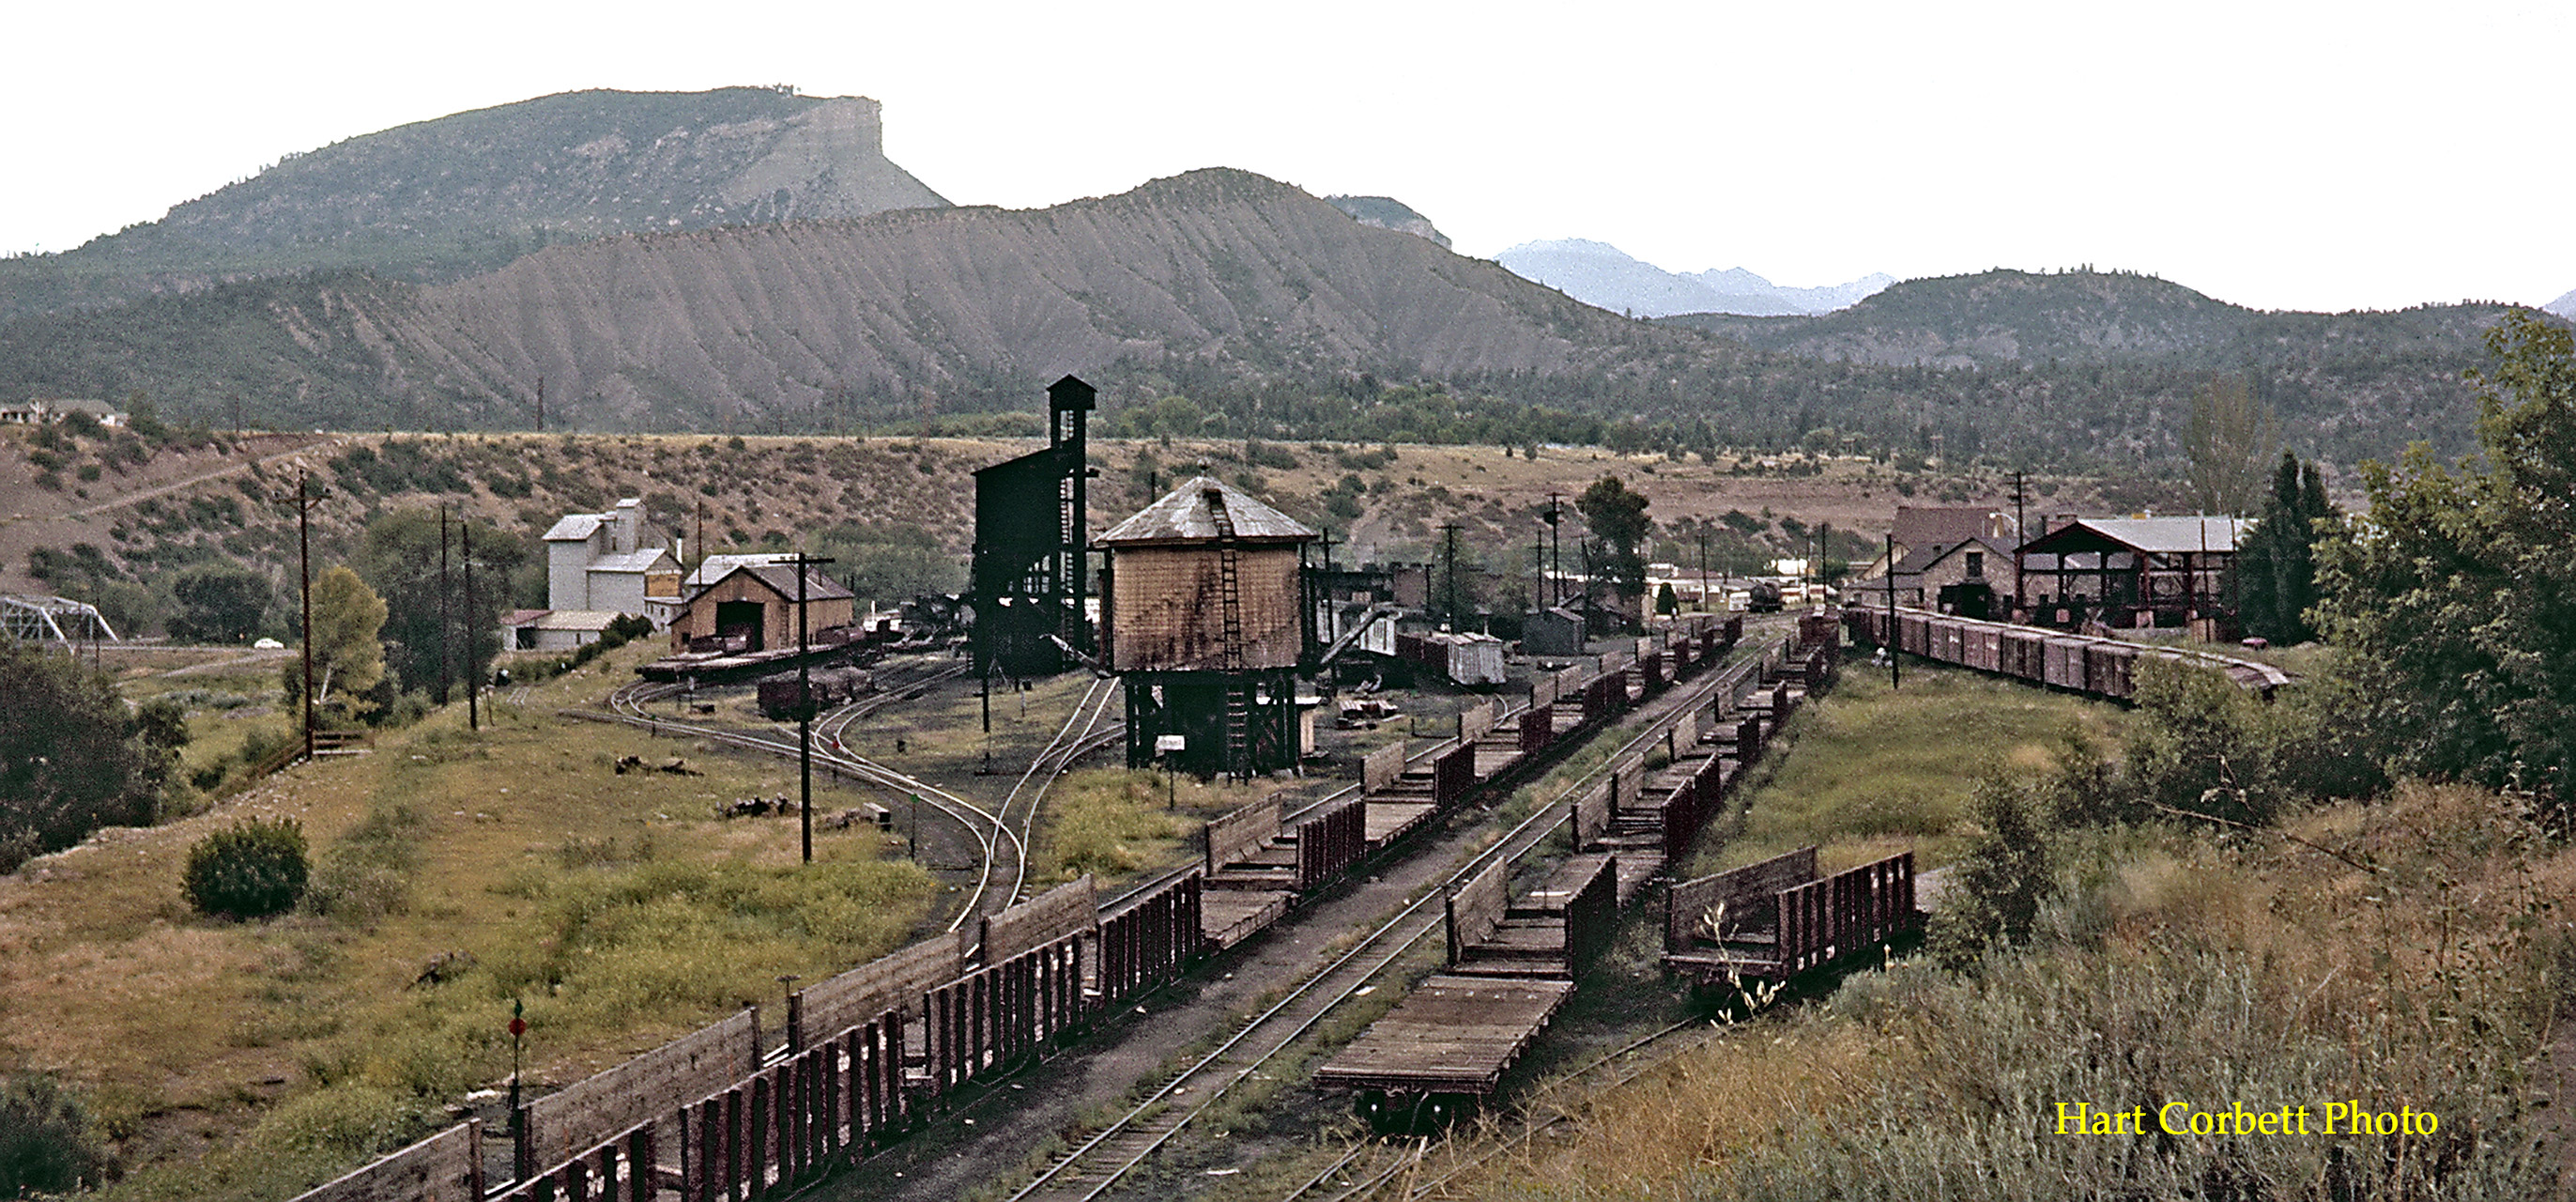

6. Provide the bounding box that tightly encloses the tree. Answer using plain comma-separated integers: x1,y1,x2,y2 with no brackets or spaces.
1930,774,2057,969
2235,450,2334,644
166,562,272,644
2313,311,2576,810
351,510,523,704
1576,476,1653,624
291,566,387,718
2182,375,2280,516
0,640,180,871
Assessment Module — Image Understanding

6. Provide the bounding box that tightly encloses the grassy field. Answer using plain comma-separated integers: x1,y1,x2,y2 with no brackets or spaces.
1689,663,2126,877
0,640,940,1200
1429,655,2574,1199
1443,782,2575,1200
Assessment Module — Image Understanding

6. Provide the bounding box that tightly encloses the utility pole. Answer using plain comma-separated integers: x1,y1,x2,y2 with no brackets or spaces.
788,552,836,864
437,504,453,706
277,473,321,764
1439,523,1462,630
1886,532,1900,690
463,519,479,732
534,376,545,434
1695,531,1710,614
1543,492,1564,610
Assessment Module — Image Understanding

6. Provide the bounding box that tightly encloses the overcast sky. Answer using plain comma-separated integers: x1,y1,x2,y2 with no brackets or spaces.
6,1,2568,313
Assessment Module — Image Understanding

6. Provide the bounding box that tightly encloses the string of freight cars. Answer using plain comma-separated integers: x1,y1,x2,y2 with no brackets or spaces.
285,614,1755,1202
1005,617,1826,1202
1843,607,2292,701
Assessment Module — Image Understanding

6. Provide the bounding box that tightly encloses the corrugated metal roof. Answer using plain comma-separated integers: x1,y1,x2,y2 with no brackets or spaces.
684,552,797,589
1096,476,1317,547
532,609,625,631
741,563,856,602
543,513,606,541
2072,516,2246,554
587,549,677,574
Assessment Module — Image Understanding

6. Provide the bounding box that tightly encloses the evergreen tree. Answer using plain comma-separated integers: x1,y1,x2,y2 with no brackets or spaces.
2236,450,2333,644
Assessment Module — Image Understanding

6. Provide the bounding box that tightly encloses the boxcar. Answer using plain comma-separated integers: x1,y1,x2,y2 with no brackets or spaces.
2084,642,2138,701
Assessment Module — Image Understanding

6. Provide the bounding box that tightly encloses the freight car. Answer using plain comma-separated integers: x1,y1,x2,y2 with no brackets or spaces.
1845,606,2288,701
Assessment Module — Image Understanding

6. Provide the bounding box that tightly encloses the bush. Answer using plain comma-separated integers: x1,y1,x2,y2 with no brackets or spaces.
184,818,310,918
0,1074,114,1194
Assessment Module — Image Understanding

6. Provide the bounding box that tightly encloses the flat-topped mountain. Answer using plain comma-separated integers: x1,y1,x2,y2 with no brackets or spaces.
0,87,949,319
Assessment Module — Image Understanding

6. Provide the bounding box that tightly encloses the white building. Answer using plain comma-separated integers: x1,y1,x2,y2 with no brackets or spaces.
542,499,682,624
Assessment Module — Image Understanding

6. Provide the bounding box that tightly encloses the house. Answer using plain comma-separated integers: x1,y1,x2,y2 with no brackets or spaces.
1863,504,2017,577
1848,535,2019,619
0,398,128,427
542,499,682,624
667,562,855,653
2016,516,2246,636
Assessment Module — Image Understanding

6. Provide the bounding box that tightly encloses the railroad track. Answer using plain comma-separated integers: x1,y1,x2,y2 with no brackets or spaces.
1387,1018,1725,1201
1004,631,1780,1202
599,660,1121,933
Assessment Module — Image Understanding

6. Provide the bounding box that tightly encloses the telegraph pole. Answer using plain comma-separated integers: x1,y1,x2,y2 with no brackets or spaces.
1439,523,1463,630
1886,532,1900,690
463,519,479,731
1695,531,1710,613
1543,492,1564,609
276,473,321,764
788,552,836,864
437,504,452,705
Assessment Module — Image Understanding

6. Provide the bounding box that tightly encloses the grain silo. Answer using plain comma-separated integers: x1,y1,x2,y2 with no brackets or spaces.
1097,476,1316,778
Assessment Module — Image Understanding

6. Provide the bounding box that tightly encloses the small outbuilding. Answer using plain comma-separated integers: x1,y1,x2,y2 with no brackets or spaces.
667,563,855,654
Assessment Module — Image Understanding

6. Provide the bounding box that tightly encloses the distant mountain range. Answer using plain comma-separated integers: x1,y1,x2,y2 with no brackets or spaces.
1495,239,1893,317
2548,288,2576,319
0,87,948,321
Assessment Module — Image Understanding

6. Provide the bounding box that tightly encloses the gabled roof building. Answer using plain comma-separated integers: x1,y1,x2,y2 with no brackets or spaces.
543,499,682,624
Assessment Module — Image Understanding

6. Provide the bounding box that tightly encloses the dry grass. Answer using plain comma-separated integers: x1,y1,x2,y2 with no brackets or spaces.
1447,783,2575,1200
1,640,937,1199
1027,768,1242,887
1693,664,2124,875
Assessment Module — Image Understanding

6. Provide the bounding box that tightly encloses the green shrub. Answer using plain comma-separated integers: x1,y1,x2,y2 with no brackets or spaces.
0,1074,115,1194
184,818,310,918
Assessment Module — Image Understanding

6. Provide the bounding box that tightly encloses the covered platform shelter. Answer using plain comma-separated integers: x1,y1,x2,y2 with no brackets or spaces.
2016,516,2246,636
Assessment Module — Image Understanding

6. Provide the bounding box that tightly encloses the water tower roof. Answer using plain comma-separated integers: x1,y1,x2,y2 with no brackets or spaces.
1096,476,1316,547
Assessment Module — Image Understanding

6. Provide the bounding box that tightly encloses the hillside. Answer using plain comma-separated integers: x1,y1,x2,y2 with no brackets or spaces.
0,167,2540,469
0,169,1706,433
1324,195,1450,248
0,87,948,320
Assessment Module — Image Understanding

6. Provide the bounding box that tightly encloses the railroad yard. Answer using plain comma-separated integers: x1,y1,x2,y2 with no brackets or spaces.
10,399,2562,1202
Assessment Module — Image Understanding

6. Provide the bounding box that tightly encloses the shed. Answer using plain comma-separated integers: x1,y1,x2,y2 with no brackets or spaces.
667,563,855,653
1523,606,1586,657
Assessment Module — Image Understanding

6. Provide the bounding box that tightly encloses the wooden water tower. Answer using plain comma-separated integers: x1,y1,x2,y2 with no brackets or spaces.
1097,476,1315,778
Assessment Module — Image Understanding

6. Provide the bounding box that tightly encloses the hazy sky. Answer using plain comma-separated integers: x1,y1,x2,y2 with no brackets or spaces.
7,1,2568,313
